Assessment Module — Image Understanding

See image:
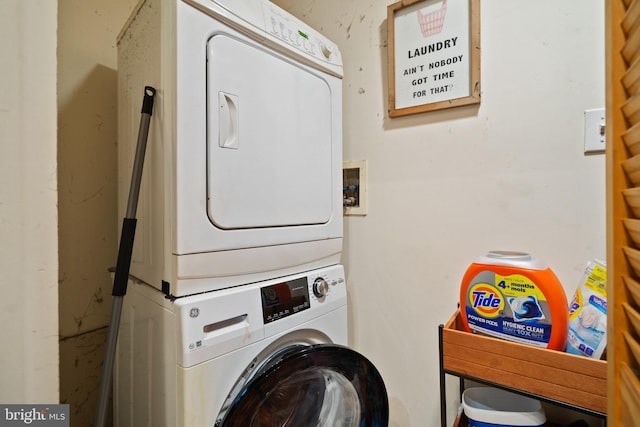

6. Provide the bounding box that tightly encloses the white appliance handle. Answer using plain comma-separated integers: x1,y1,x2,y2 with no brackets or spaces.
219,91,239,149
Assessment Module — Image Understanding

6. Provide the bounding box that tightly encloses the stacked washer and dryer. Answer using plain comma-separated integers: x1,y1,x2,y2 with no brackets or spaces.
114,0,388,425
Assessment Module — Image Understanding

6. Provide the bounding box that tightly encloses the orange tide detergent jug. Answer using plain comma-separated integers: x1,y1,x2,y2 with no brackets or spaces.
460,251,569,350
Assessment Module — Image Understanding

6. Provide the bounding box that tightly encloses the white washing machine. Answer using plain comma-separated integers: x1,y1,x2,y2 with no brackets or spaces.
114,265,388,426
117,0,345,297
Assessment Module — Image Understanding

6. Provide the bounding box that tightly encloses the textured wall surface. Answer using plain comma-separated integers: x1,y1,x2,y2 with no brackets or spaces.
273,1,605,425
0,0,59,405
57,0,137,424
55,0,606,425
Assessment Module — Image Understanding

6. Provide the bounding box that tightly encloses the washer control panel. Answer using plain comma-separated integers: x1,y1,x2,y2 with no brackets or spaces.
261,276,311,324
176,265,346,367
261,266,345,323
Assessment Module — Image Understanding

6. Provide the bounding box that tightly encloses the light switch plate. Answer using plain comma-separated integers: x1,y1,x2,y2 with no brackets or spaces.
584,108,606,154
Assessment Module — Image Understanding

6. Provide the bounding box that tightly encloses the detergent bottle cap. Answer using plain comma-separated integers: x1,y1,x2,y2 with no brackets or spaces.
477,251,549,271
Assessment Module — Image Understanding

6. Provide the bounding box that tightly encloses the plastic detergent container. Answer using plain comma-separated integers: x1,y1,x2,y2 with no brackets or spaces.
460,251,569,350
462,387,546,427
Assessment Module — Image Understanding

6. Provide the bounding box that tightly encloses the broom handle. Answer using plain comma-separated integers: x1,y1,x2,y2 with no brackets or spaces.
94,86,156,427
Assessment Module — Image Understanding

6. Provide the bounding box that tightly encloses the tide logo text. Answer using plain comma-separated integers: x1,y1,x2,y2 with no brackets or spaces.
469,285,504,318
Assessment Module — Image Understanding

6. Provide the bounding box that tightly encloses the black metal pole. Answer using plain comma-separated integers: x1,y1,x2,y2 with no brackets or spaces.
94,86,156,427
439,324,447,427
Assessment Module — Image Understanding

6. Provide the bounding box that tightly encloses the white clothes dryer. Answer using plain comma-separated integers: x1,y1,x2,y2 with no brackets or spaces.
114,265,388,426
117,0,345,297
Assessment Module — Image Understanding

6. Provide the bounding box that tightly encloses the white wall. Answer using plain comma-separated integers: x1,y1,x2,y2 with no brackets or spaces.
0,0,604,422
58,0,136,340
0,1,59,403
274,0,605,425
57,0,137,423
43,0,605,423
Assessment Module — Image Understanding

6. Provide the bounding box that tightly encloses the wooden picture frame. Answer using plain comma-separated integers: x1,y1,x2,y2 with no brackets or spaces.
387,0,480,117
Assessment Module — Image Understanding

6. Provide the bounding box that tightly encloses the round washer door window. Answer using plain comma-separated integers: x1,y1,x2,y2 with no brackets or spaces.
216,345,388,427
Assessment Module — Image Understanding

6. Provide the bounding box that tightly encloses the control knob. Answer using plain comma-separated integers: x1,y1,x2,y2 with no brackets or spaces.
320,43,332,59
312,277,329,298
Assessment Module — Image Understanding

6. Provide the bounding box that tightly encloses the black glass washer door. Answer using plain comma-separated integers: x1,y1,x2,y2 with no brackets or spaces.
216,345,388,427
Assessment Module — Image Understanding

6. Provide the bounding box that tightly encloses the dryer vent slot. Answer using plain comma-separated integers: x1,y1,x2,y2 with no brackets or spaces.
203,314,248,334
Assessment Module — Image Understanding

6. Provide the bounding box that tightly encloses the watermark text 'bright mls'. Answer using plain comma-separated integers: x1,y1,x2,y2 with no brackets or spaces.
0,405,68,426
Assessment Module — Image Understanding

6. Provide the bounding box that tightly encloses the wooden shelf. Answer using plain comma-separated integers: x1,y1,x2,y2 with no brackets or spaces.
439,310,607,426
452,413,468,427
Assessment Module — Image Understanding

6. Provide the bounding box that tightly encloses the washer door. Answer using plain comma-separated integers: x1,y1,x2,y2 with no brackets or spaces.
216,345,388,427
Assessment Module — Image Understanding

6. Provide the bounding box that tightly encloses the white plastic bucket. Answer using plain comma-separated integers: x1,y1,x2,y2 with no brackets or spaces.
462,387,546,427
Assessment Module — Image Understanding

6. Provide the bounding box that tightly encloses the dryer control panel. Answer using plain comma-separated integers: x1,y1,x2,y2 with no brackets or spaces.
181,0,342,76
262,3,342,68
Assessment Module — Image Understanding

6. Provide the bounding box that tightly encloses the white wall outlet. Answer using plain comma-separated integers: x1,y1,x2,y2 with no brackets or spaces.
584,108,606,154
343,160,367,216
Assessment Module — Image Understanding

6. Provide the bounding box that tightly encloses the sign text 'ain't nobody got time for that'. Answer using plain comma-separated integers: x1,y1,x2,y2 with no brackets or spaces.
393,0,471,110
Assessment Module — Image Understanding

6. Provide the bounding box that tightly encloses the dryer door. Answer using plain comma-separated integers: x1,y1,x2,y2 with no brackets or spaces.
216,345,388,427
206,33,333,230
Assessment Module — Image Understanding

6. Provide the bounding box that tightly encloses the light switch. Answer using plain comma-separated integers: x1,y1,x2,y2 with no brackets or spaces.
584,108,605,154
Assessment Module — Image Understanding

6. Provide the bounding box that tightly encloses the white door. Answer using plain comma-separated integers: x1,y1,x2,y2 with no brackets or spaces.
207,34,333,230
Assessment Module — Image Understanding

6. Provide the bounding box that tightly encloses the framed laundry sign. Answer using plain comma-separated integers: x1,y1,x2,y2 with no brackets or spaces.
387,0,480,117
